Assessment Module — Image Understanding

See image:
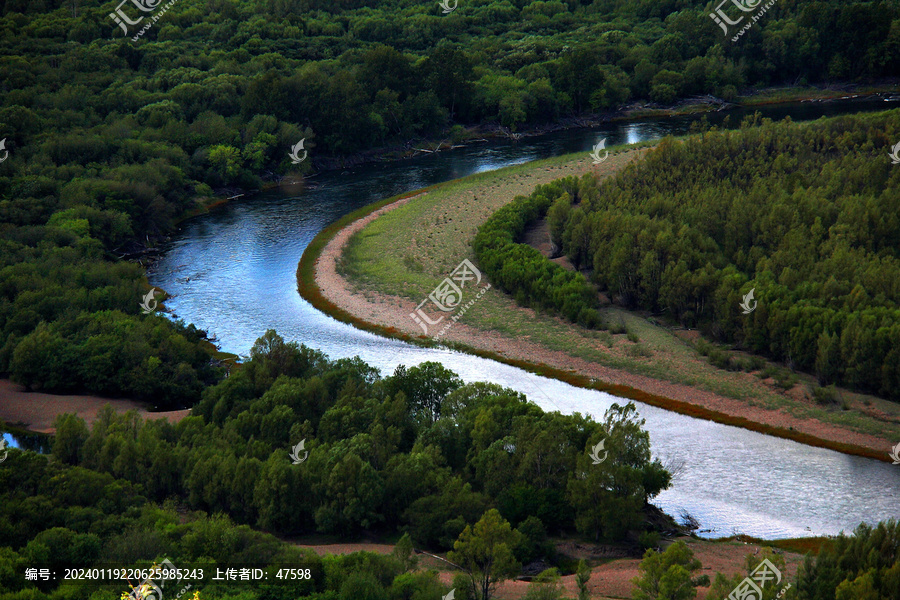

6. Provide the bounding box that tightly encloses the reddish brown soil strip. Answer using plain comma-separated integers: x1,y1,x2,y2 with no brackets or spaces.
427,537,802,600
295,542,396,556
305,157,894,461
0,379,189,433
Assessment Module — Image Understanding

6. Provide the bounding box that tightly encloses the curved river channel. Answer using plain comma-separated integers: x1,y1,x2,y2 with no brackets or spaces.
150,98,900,540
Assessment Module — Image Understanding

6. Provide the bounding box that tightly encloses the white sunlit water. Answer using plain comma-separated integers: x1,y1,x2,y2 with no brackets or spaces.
150,98,900,540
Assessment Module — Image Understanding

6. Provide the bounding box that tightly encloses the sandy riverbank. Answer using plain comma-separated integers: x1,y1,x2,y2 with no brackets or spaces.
0,379,190,433
306,151,897,460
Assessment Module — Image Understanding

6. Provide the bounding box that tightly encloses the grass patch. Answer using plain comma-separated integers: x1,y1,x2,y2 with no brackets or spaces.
626,344,652,358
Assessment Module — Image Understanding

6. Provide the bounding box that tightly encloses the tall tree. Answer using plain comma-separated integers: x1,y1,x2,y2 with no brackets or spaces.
448,509,524,600
632,540,708,600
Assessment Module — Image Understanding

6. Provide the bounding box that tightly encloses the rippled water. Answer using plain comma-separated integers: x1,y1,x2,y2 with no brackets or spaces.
150,98,900,539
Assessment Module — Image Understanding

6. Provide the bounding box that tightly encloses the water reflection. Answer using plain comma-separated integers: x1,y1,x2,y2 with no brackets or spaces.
2,431,51,454
151,97,900,539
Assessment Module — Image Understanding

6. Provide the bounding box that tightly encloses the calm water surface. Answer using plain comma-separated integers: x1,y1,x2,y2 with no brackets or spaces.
151,97,900,539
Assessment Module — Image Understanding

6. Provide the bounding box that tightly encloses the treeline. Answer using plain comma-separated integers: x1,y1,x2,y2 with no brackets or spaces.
473,176,602,327
635,521,900,600
45,330,671,550
0,443,448,600
542,110,900,399
2,0,898,401
795,520,900,600
3,414,896,600
1,330,896,600
3,1,900,171
0,221,220,406
0,330,671,598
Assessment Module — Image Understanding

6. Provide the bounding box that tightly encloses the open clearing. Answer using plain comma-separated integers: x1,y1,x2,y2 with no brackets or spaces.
291,536,806,600
0,378,189,433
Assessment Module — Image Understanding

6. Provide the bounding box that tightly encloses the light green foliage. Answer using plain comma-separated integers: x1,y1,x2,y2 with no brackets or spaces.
523,568,564,600
576,559,591,600
796,520,900,600
383,362,464,424
632,541,705,600
391,533,418,573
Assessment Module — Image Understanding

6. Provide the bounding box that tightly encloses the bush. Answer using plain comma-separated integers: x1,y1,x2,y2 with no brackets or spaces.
473,177,599,328
638,530,660,550
626,344,652,358
707,348,736,371
522,569,564,600
811,385,840,407
577,307,602,330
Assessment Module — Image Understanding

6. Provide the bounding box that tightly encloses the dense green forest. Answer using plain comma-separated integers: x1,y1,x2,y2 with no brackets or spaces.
1,0,898,401
0,330,674,599
38,330,670,544
2,333,897,599
475,110,900,401
2,1,899,597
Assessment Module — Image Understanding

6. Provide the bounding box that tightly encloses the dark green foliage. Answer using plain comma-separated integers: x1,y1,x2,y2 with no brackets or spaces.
540,110,900,401
51,413,89,466
514,516,554,565
796,520,900,600
0,332,894,600
19,331,670,552
3,0,898,406
473,176,599,324
0,226,220,404
566,403,671,542
382,361,464,424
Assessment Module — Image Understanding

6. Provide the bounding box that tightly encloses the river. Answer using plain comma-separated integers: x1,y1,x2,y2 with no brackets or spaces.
149,97,900,540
